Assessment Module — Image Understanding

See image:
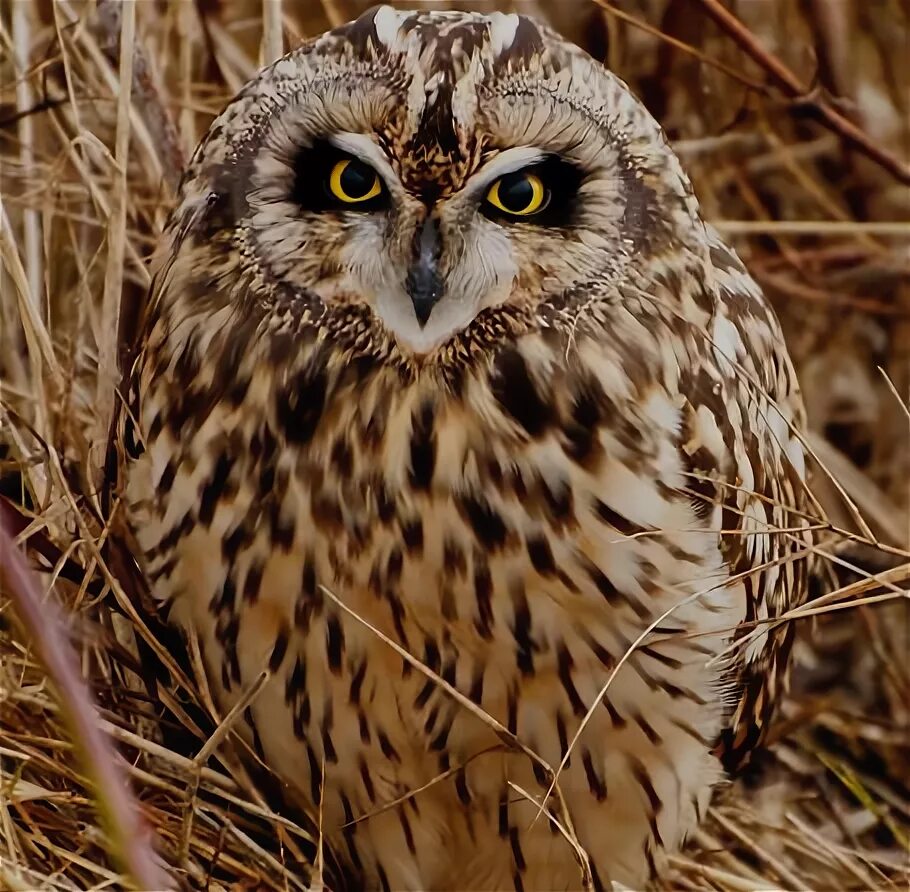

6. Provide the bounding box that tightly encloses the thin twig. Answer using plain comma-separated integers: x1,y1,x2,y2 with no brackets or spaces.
593,1,769,93
342,745,504,829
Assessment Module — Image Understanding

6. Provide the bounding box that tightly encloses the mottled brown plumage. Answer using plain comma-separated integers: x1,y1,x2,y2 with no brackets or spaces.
116,7,812,889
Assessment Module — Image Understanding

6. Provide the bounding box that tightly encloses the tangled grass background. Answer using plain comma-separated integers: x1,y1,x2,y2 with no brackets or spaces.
1,1,908,889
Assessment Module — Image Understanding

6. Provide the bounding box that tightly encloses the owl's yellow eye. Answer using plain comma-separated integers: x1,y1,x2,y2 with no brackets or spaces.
328,158,382,203
486,172,548,216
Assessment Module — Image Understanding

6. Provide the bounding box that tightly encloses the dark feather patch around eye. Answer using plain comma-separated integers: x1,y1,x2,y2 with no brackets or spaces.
482,156,584,227
290,140,388,212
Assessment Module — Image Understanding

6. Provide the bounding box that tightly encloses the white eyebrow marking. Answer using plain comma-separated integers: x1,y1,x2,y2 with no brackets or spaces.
464,146,550,195
372,6,408,49
487,12,520,56
328,132,402,189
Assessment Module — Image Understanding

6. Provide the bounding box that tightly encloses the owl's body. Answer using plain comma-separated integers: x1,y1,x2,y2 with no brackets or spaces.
120,8,811,890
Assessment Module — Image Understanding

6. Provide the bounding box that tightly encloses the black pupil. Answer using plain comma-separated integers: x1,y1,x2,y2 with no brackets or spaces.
498,173,534,212
339,160,376,199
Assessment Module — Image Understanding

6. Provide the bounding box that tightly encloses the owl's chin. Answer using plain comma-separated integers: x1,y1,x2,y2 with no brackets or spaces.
372,289,486,357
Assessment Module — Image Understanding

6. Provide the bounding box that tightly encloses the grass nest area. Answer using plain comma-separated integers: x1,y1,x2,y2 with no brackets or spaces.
1,1,908,889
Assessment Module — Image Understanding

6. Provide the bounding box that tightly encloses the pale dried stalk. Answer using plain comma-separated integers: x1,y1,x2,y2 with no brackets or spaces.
262,0,285,65
716,220,910,236
178,0,196,156
0,204,62,443
95,0,136,475
11,0,43,317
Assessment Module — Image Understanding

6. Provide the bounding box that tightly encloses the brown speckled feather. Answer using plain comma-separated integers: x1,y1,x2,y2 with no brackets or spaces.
113,7,812,889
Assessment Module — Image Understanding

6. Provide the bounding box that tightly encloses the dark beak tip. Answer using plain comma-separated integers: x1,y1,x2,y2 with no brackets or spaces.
406,217,445,328
411,290,440,327
406,272,444,327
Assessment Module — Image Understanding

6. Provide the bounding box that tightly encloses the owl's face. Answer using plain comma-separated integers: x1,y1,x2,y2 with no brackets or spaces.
168,7,703,358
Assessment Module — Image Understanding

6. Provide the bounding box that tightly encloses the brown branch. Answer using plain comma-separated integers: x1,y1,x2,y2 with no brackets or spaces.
693,0,910,186
95,0,186,193
593,0,770,93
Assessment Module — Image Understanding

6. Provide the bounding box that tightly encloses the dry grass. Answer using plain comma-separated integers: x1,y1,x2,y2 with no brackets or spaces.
1,1,909,889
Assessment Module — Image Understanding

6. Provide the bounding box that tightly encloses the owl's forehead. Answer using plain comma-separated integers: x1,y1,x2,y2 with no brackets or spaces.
311,7,553,194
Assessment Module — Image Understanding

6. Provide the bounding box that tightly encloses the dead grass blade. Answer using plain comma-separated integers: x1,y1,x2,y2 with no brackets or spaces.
0,509,170,890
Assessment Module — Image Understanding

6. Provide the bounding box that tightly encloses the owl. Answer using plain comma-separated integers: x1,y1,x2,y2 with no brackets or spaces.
117,7,813,890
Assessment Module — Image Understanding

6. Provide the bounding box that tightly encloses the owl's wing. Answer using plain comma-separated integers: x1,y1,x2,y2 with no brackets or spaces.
102,172,208,517
680,228,814,770
98,192,213,719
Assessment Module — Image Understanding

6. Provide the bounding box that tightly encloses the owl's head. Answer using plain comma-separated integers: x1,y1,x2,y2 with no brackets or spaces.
164,6,705,358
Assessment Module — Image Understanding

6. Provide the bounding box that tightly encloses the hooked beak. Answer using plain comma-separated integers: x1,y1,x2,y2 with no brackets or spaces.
405,217,445,328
